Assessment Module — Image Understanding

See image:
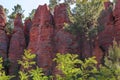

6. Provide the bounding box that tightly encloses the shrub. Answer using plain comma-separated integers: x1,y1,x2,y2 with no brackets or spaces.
0,49,120,80
104,41,120,80
54,53,99,80
0,57,14,80
18,50,51,80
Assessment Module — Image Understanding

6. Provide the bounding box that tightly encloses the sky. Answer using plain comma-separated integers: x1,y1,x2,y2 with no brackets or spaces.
0,0,50,17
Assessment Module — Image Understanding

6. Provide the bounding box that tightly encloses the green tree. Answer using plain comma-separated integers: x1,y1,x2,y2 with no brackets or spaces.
54,53,99,80
4,8,9,16
49,0,57,9
5,4,24,35
63,0,108,57
18,50,51,80
104,41,120,80
8,4,24,19
28,9,36,19
49,0,75,9
66,0,106,35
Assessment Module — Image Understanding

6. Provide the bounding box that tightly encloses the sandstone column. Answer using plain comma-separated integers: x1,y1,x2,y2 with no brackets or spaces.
28,4,54,75
0,5,8,62
9,13,26,76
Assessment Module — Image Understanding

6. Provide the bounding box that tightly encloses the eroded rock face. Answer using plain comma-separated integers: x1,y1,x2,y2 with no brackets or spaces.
28,3,78,75
93,39,104,67
54,3,78,54
24,18,32,47
98,0,120,52
28,4,54,75
0,5,8,60
54,3,70,30
9,13,26,75
98,2,114,52
53,3,79,75
54,29,77,54
113,0,120,43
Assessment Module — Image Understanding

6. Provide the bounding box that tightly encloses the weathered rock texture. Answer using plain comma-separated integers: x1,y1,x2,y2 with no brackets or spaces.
24,18,32,47
96,0,120,65
0,5,8,60
9,13,26,75
28,4,55,75
54,4,77,54
94,1,114,65
98,1,114,52
98,0,120,53
53,4,79,75
113,0,120,43
54,4,70,30
27,3,78,75
93,38,104,66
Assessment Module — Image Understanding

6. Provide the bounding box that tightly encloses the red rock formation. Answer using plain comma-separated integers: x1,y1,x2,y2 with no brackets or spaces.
9,13,26,75
113,0,120,43
24,18,32,47
93,38,104,67
98,0,120,52
54,3,78,54
28,4,54,75
54,29,77,54
98,1,114,52
54,3,70,30
53,3,79,75
0,5,8,60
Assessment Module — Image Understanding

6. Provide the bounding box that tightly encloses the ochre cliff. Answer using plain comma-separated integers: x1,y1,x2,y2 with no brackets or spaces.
27,3,78,75
98,1,114,52
54,3,78,54
0,5,8,61
24,18,32,47
1,0,120,77
8,13,26,76
28,4,55,75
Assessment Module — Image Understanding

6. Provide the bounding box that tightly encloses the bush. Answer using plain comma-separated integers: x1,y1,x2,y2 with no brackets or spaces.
54,53,98,80
104,41,120,80
0,57,14,80
18,50,51,80
0,48,120,80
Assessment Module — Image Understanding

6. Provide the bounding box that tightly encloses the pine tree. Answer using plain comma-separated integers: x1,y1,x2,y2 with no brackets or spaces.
5,4,24,35
49,0,57,10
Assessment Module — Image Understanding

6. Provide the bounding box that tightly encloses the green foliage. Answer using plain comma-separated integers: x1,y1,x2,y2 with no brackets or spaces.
0,57,14,80
49,0,57,9
1,49,120,80
29,67,50,80
28,9,36,19
104,41,120,80
18,50,36,70
19,71,29,80
54,53,99,80
18,50,36,80
66,0,106,37
49,0,75,9
4,8,9,16
96,66,116,80
54,52,120,80
8,4,24,19
18,50,51,80
5,20,14,35
54,53,81,80
4,4,24,35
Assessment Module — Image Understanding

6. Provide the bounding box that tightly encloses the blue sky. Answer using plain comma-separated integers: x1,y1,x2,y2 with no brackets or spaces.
0,0,49,17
